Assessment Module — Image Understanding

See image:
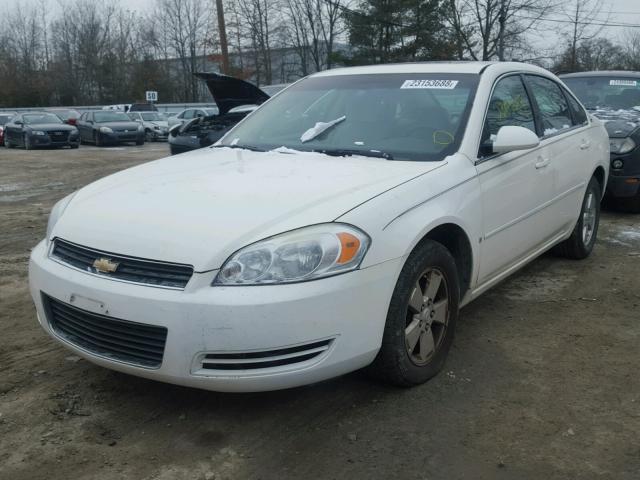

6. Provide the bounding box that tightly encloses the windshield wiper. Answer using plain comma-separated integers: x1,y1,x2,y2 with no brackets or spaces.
213,144,265,152
313,148,394,160
300,116,346,143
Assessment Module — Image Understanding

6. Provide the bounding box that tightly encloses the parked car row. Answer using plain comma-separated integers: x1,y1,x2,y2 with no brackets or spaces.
0,108,176,149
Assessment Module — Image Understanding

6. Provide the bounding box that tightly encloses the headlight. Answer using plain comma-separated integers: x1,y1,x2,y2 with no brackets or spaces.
154,125,161,130
609,137,636,154
46,192,76,245
213,224,370,285
100,126,113,134
33,130,46,136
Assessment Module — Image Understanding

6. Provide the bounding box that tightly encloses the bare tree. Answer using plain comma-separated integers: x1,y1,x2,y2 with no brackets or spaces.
561,0,610,71
445,0,554,61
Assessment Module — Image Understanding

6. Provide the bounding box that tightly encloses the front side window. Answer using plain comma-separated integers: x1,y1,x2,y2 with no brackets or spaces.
526,76,573,136
480,75,535,156
565,91,588,125
219,73,479,162
182,110,195,119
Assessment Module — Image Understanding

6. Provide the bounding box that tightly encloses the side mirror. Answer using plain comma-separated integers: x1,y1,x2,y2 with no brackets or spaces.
492,126,540,154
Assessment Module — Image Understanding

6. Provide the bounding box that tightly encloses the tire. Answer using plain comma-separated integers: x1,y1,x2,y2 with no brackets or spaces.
70,143,79,149
553,176,601,259
368,240,460,387
24,134,33,150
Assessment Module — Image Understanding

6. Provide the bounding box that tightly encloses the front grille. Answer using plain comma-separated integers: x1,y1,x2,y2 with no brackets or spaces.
51,238,193,289
201,339,333,371
48,130,69,142
43,294,167,368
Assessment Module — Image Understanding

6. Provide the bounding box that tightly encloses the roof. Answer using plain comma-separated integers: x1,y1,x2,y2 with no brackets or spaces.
560,70,640,78
312,61,556,78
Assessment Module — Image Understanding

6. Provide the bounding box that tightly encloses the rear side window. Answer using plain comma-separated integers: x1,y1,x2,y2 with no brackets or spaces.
526,76,573,136
565,90,588,125
481,75,536,156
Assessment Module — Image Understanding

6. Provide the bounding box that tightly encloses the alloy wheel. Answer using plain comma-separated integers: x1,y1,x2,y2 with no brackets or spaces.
405,268,449,365
582,191,597,245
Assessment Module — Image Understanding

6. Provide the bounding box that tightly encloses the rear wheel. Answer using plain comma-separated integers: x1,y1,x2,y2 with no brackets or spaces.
553,176,601,259
369,240,459,387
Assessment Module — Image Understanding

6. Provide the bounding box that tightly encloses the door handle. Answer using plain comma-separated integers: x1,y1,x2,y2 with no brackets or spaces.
535,157,550,169
580,140,591,150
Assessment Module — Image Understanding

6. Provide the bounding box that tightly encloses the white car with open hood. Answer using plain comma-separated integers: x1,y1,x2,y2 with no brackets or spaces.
29,62,609,392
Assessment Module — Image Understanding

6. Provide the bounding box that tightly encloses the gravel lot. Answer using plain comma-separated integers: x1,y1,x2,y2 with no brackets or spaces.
1,143,639,480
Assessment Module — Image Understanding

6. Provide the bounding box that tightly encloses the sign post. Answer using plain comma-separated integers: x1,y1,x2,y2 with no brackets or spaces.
145,91,158,103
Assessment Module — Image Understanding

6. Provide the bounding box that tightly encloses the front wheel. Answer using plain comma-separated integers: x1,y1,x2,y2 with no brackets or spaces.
368,240,459,387
553,176,601,259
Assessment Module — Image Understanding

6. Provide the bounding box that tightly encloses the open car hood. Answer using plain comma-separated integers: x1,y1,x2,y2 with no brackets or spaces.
195,72,270,115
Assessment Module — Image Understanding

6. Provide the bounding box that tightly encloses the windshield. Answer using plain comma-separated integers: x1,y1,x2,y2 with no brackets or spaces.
563,76,640,110
94,112,131,123
141,112,165,121
23,113,63,125
219,73,478,161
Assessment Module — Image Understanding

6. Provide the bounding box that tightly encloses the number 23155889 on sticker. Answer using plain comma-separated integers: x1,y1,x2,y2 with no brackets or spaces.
401,79,459,89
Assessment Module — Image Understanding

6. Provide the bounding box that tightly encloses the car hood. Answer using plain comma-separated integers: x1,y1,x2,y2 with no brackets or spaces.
590,108,640,138
27,123,75,131
145,121,169,128
97,121,141,130
53,148,442,271
195,72,270,115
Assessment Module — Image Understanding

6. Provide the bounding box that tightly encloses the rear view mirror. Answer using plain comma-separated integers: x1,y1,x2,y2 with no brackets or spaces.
492,126,540,154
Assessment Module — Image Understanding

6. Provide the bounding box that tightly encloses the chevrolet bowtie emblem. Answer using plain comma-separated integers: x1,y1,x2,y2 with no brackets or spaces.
93,258,119,273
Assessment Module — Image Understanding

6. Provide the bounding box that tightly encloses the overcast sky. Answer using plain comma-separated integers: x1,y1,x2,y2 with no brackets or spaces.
4,0,640,57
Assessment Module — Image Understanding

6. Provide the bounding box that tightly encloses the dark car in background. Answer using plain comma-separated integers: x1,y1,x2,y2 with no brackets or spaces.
168,73,284,155
0,112,17,146
561,71,640,211
47,108,81,126
76,110,145,146
3,112,79,149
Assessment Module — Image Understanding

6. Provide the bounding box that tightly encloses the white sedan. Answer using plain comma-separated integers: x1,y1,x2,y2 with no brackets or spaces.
29,62,609,392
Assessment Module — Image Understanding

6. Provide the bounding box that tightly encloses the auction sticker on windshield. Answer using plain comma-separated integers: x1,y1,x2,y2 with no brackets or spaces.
401,79,459,89
610,79,637,87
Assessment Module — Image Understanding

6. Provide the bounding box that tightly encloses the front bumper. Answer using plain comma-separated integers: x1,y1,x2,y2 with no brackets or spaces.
29,133,80,148
101,131,144,144
29,240,401,392
608,148,640,198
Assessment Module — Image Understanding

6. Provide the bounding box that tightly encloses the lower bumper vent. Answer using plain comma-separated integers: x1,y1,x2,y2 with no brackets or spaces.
201,339,332,371
43,293,167,368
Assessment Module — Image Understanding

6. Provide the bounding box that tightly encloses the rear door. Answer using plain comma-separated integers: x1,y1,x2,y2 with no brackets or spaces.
524,75,591,231
475,74,556,284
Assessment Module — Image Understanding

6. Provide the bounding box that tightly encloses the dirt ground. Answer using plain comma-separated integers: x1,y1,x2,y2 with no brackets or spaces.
0,143,639,480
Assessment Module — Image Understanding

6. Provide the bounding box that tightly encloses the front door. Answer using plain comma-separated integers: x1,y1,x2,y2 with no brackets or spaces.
476,74,556,284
